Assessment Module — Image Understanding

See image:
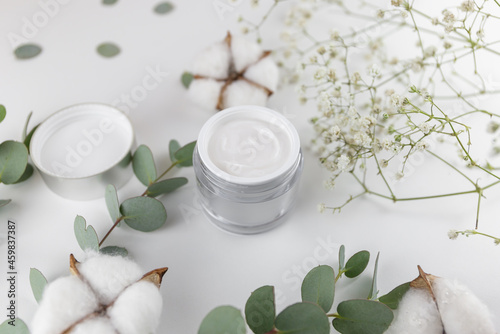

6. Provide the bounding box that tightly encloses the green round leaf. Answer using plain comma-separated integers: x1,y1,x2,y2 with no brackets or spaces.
245,285,275,334
133,145,157,186
74,215,99,252
97,42,121,58
120,196,167,232
301,265,335,312
169,139,181,164
147,177,188,197
0,199,11,208
339,245,345,270
0,318,30,333
154,2,174,14
198,306,246,334
332,299,394,334
0,140,29,184
345,250,370,278
14,44,42,60
275,302,330,334
379,282,411,310
30,268,48,304
181,72,194,88
100,246,128,257
105,184,121,222
13,163,33,184
102,0,118,4
0,105,6,123
174,141,196,167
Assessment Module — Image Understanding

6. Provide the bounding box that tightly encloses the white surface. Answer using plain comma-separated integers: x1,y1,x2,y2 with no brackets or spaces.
0,1,499,333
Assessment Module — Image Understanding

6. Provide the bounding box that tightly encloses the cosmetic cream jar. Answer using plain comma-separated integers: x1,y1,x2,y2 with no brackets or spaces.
193,105,303,234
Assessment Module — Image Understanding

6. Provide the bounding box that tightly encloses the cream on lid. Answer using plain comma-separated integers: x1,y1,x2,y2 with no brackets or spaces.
198,106,300,185
31,104,134,179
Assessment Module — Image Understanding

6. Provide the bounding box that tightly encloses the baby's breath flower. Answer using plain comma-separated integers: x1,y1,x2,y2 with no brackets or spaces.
329,29,340,40
323,178,335,190
391,0,403,7
448,229,459,240
477,29,485,39
416,141,428,151
369,64,381,77
460,0,474,12
431,17,439,25
317,202,326,213
390,93,403,107
424,46,437,58
350,71,361,84
419,122,432,134
317,46,327,55
381,159,389,168
314,68,327,82
337,155,350,171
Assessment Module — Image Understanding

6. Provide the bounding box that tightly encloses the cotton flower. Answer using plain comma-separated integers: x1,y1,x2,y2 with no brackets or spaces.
32,252,167,334
188,32,279,111
386,266,496,334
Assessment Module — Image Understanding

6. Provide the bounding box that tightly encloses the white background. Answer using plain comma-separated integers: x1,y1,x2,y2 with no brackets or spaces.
0,0,499,333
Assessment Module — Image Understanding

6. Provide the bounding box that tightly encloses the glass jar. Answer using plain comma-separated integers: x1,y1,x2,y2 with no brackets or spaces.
193,105,303,234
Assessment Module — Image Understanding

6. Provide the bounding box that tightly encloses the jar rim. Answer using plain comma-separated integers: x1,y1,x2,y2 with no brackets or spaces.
197,105,301,185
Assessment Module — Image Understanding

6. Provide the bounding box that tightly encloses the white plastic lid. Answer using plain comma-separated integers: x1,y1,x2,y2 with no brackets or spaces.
30,103,134,179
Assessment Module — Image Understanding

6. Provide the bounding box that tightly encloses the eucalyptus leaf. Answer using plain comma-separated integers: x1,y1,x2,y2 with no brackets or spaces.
0,318,30,333
174,141,196,167
0,199,11,208
146,177,188,197
169,139,181,165
275,302,330,334
339,245,345,270
100,246,128,257
198,306,246,334
0,140,28,184
102,0,118,4
74,215,99,251
244,285,275,334
368,252,380,300
30,268,47,304
181,72,194,88
344,250,370,278
97,42,120,58
301,265,335,312
21,111,32,140
332,299,393,334
105,184,121,222
133,145,157,186
120,196,167,232
14,44,42,60
13,163,33,184
154,2,174,14
0,105,6,123
379,282,411,310
24,124,39,153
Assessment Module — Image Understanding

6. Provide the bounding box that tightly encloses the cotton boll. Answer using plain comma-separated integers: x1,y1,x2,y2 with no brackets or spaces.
108,281,163,334
71,317,116,334
78,252,143,304
32,276,99,334
188,79,224,110
384,288,443,334
245,56,279,92
231,36,264,72
432,278,496,334
192,42,230,79
223,80,269,108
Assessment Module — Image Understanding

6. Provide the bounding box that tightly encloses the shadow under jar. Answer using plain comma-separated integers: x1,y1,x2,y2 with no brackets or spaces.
193,105,303,234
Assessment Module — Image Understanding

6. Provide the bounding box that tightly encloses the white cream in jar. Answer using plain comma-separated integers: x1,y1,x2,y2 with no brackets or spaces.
193,105,303,234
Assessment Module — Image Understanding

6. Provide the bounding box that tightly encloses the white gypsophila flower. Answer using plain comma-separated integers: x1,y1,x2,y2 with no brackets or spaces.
317,202,326,213
448,229,459,240
477,29,485,39
416,141,428,151
424,46,437,58
390,93,403,107
314,67,327,82
369,63,381,77
460,0,475,12
323,178,335,190
188,32,278,111
32,252,166,334
348,106,358,118
337,154,350,171
419,122,432,134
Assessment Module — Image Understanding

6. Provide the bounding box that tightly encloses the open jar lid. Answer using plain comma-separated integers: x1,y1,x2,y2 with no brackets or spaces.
30,103,135,200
